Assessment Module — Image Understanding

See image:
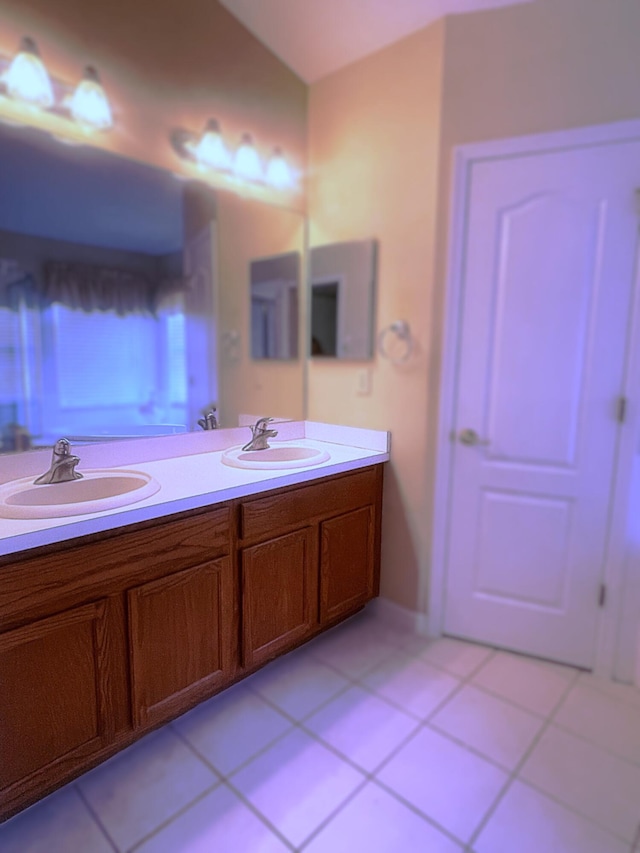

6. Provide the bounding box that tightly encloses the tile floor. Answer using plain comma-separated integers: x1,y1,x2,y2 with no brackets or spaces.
3,610,640,852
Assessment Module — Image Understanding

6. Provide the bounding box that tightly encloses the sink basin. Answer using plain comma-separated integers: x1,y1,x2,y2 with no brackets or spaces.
0,469,160,519
221,444,330,470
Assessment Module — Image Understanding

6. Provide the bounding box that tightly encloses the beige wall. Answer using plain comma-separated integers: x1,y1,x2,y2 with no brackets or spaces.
307,23,445,611
0,0,307,200
308,0,640,616
216,190,305,427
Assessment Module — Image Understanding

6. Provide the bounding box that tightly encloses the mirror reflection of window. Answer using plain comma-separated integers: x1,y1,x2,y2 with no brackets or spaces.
0,123,219,450
250,252,300,360
309,239,377,360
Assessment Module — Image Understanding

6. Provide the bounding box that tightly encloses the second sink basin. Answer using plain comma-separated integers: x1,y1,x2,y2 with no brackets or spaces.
0,469,160,519
222,444,330,470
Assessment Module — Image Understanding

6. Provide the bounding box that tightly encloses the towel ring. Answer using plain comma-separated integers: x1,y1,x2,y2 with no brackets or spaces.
378,320,413,364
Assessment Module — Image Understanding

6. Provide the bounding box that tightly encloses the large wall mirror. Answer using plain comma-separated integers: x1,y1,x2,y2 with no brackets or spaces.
0,123,305,454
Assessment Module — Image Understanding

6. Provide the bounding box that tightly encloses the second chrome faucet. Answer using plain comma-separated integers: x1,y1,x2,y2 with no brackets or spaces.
242,417,278,451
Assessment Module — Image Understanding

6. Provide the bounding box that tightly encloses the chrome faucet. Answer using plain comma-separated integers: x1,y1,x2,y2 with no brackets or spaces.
198,408,218,430
242,417,278,451
34,438,83,485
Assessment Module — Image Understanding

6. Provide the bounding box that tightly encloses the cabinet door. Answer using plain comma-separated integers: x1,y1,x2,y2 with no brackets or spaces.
320,506,375,623
241,528,316,668
128,558,234,729
0,600,116,807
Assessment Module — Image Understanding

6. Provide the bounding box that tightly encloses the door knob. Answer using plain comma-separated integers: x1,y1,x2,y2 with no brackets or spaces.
458,428,490,446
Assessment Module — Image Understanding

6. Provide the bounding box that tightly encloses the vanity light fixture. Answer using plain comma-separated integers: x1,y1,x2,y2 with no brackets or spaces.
265,146,294,189
3,36,54,108
0,36,113,134
233,132,263,182
67,65,113,130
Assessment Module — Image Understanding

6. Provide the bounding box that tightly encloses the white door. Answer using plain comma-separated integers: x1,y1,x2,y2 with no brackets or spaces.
444,141,640,668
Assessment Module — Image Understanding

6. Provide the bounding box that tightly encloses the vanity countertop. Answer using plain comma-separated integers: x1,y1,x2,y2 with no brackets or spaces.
0,421,390,558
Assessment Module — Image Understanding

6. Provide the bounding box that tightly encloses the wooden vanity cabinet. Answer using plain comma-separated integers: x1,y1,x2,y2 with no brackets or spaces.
0,504,234,821
238,465,383,665
0,463,383,821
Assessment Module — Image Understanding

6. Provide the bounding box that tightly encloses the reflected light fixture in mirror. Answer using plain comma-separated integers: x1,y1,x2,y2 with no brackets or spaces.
67,66,113,131
190,118,231,171
0,36,113,133
171,122,297,192
3,37,54,108
233,132,263,181
265,146,294,190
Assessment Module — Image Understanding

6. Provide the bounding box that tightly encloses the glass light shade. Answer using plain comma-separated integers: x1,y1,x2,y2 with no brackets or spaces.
234,133,263,182
5,37,54,108
194,119,231,170
69,66,113,130
266,147,294,190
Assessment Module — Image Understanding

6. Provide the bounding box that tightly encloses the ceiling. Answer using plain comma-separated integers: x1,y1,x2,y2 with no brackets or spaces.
220,0,535,84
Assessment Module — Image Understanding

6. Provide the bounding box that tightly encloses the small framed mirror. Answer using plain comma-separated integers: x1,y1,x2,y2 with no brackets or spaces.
250,251,300,360
309,239,377,360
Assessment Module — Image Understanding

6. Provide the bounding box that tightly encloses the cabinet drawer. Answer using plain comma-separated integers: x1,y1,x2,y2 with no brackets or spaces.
240,467,378,541
0,505,231,626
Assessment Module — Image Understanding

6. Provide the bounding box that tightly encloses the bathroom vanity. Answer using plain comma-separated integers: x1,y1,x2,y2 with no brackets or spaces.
0,423,388,821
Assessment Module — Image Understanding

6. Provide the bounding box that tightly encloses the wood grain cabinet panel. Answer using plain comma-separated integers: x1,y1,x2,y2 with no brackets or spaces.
0,600,115,805
241,528,317,668
128,558,234,729
320,506,376,623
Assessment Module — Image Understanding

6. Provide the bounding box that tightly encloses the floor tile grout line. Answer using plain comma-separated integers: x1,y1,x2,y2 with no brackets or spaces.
171,711,425,852
171,720,291,790
73,783,120,853
548,717,640,770
177,660,467,850
143,726,298,853
293,777,370,852
247,676,356,726
149,634,626,850
370,774,469,848
465,664,583,850
510,776,635,848
207,777,298,853
125,780,221,853
575,673,640,710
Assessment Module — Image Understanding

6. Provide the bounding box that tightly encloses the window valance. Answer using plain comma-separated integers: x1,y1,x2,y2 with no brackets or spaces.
0,258,189,315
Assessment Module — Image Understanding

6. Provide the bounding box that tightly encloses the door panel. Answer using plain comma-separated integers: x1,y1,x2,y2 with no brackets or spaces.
445,141,640,667
486,194,600,466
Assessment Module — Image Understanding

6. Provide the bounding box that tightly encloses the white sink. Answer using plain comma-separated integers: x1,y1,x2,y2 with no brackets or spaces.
0,469,160,519
221,444,330,470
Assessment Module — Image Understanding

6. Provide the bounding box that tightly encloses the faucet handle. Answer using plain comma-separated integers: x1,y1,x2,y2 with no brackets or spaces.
254,416,274,431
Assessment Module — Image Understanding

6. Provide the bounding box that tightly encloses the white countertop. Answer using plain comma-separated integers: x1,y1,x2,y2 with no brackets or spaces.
0,422,390,558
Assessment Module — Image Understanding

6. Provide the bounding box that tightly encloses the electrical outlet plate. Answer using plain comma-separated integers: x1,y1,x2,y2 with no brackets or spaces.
356,368,372,396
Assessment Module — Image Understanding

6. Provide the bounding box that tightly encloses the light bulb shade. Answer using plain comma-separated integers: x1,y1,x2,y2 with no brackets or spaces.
194,119,231,170
266,147,294,189
69,66,113,130
234,133,263,182
5,37,54,108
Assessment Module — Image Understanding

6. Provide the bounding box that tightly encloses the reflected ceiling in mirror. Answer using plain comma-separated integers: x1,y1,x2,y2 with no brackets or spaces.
0,124,215,453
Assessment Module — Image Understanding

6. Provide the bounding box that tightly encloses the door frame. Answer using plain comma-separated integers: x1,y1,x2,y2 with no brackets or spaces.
429,118,640,679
